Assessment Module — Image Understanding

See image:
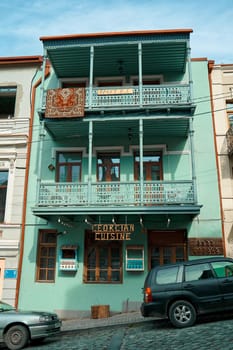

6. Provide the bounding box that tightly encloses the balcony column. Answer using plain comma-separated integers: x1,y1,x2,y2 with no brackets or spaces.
187,41,193,103
138,42,143,107
36,121,46,204
40,48,47,109
88,46,94,109
139,118,144,204
87,120,93,204
189,118,197,204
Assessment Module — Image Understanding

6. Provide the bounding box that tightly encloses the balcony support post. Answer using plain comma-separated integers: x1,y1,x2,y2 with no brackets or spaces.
139,118,144,204
138,42,143,107
88,120,93,204
187,41,193,103
89,46,94,109
189,118,197,204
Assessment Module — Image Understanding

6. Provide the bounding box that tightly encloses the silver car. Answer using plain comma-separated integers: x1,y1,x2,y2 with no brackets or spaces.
0,301,61,350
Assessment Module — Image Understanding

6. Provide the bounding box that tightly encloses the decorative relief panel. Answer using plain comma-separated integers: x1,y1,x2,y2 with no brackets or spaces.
189,238,223,256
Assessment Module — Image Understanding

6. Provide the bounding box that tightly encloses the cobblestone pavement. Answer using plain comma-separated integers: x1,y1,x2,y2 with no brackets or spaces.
1,312,233,349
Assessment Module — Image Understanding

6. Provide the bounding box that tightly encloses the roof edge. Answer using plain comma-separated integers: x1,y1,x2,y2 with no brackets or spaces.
0,56,43,65
40,29,193,42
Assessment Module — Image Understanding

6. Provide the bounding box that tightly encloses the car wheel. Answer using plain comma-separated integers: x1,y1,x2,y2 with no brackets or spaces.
168,300,196,328
4,325,29,350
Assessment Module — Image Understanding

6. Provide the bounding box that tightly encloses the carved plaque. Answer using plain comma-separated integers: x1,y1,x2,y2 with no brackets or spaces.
189,238,223,256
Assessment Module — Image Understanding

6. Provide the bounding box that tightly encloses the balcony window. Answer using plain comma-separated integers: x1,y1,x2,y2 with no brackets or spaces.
62,81,87,88
56,152,82,182
134,151,162,181
97,152,120,182
0,86,17,118
95,77,124,87
0,171,8,222
131,75,162,85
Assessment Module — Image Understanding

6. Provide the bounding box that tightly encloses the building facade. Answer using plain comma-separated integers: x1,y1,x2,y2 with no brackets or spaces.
210,63,233,258
17,30,223,318
0,56,42,305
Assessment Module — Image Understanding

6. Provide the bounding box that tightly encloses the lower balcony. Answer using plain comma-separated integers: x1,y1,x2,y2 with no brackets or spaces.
33,180,201,217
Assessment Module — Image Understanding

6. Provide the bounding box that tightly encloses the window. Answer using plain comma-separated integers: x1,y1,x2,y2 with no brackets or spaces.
156,266,179,284
97,153,120,182
0,171,8,222
134,151,162,181
211,261,233,278
36,230,57,282
56,152,82,182
62,81,87,88
185,263,214,282
0,87,16,118
84,231,122,283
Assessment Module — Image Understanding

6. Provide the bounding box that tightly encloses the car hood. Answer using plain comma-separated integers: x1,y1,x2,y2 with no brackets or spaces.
2,309,58,317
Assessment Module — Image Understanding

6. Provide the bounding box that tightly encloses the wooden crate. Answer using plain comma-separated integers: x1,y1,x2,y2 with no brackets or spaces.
91,305,110,319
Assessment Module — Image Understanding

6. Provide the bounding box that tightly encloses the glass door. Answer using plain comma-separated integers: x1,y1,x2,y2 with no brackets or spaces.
148,230,187,269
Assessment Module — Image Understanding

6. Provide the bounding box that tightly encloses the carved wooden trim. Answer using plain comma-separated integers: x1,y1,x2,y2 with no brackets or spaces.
189,238,223,256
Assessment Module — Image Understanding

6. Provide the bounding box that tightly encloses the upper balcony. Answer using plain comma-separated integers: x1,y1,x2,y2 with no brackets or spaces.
41,83,192,117
39,29,195,118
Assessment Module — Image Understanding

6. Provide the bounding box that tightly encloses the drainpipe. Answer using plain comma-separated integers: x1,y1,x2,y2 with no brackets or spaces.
138,42,143,107
15,62,50,308
187,41,197,203
88,120,93,204
189,118,197,204
139,119,144,204
40,48,47,109
89,46,94,109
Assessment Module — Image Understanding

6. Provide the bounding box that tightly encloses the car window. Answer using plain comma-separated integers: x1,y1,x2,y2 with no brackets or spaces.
185,263,214,282
156,266,179,284
211,261,233,278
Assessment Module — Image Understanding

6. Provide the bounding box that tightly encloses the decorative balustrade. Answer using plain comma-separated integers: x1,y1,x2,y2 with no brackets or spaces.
42,84,191,112
87,84,191,109
38,180,194,207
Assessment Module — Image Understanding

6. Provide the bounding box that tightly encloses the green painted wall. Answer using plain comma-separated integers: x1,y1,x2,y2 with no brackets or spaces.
17,59,223,315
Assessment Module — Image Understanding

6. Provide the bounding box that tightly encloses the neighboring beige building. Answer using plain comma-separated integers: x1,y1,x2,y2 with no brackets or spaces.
0,56,42,305
210,62,233,258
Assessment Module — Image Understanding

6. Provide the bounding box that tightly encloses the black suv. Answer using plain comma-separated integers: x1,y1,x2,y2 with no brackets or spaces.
141,257,233,328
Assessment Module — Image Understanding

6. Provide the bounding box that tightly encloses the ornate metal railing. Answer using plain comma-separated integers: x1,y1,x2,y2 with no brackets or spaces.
87,84,191,109
37,180,194,207
42,84,191,112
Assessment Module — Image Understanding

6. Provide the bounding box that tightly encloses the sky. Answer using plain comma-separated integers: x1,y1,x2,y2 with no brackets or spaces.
0,0,233,63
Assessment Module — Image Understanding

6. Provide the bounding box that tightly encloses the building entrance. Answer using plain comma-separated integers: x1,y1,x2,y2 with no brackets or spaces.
148,230,187,269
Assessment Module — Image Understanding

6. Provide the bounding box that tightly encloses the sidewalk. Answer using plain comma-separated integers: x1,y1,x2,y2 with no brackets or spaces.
61,311,159,332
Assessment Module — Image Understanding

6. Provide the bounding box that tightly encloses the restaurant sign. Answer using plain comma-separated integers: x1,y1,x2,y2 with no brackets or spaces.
92,224,134,241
